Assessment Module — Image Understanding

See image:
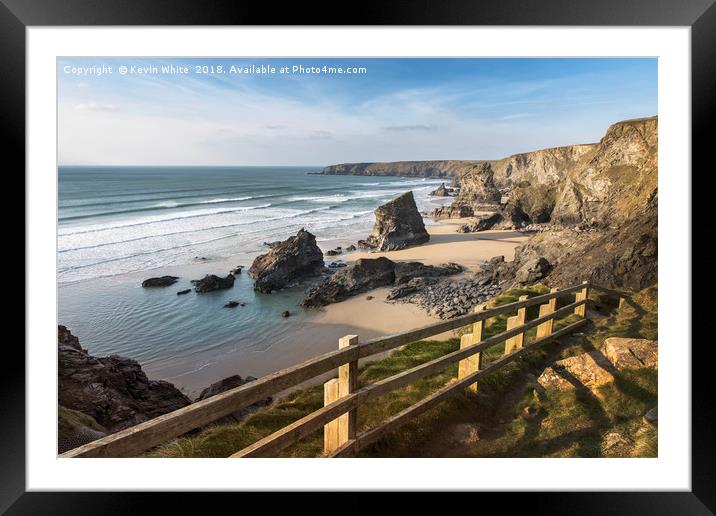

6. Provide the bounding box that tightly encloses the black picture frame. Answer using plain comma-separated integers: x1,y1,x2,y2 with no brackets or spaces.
3,0,713,511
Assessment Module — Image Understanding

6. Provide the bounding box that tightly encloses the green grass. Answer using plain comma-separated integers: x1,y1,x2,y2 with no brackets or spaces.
58,406,106,442
148,283,658,458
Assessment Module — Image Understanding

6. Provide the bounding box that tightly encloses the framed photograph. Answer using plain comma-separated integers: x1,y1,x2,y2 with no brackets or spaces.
5,0,713,510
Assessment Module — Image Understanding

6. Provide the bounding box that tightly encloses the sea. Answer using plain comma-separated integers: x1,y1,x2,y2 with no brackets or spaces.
58,166,452,396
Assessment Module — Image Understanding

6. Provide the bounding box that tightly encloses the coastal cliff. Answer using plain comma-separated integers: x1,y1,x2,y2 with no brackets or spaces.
321,160,481,178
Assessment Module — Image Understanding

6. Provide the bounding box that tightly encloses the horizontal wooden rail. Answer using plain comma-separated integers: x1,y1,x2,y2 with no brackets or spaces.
231,298,586,458
60,282,588,459
329,318,587,457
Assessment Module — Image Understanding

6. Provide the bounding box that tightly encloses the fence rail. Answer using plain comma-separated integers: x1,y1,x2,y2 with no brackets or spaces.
60,281,590,459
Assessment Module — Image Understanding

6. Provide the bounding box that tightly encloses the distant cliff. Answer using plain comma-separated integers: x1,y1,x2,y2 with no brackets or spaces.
321,160,482,178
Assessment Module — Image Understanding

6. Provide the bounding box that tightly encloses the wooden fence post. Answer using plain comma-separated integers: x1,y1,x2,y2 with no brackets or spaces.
458,306,485,393
504,295,528,354
536,288,558,339
323,335,359,454
323,379,340,453
337,335,358,444
574,281,589,317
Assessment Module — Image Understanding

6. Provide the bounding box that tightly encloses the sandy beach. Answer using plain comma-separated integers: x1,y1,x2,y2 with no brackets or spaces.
309,220,529,342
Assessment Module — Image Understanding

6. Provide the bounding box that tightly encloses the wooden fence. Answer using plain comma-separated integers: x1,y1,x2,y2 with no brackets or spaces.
60,281,590,459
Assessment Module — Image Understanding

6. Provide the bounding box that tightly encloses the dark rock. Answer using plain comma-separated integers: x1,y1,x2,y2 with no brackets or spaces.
356,239,377,250
514,257,552,284
176,289,191,296
346,245,357,252
394,261,463,285
195,375,272,425
224,301,240,308
263,241,281,248
249,229,325,293
430,183,451,197
142,276,179,288
457,212,503,233
230,266,243,275
365,191,430,251
58,326,191,437
192,274,235,293
431,204,474,220
366,295,374,300
328,261,348,269
386,277,440,301
301,257,396,307
281,310,291,318
326,249,342,256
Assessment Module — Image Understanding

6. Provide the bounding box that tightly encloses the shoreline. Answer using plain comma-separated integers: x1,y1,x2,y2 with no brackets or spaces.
58,217,527,396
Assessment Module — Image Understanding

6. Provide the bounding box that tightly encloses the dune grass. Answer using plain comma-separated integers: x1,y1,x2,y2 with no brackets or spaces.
148,283,657,458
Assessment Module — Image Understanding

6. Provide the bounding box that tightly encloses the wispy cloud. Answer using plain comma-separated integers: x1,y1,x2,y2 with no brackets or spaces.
74,102,119,112
383,124,437,132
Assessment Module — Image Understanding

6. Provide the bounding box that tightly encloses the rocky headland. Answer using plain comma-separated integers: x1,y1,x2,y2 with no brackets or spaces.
58,326,272,453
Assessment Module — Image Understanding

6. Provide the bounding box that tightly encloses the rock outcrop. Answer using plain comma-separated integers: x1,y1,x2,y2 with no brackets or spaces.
603,337,658,370
195,375,272,425
538,351,616,392
192,274,235,293
301,257,396,307
58,326,191,436
248,228,324,293
365,191,429,251
430,183,451,196
451,162,502,207
142,276,179,287
432,205,474,220
538,336,658,393
301,258,462,308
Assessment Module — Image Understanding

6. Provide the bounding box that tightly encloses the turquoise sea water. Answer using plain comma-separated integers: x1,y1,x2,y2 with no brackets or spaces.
58,166,450,395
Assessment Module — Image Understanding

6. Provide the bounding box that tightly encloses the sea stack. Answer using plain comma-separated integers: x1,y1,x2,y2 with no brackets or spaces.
248,228,325,293
366,191,430,251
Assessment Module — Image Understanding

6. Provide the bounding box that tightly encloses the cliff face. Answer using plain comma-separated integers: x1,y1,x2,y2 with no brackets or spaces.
551,117,658,226
497,117,658,290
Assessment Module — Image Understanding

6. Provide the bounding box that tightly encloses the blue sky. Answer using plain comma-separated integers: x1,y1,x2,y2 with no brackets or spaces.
58,58,657,166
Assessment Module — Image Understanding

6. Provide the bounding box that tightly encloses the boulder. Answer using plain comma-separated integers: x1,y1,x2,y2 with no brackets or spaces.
603,337,658,370
58,326,191,436
249,228,325,293
192,274,235,293
457,212,503,233
176,289,191,296
195,375,272,425
537,351,615,392
326,249,342,256
431,204,474,220
346,245,357,252
224,301,240,308
356,239,377,250
366,191,430,251
281,310,291,318
142,276,179,287
514,257,552,284
393,261,463,285
301,257,396,307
